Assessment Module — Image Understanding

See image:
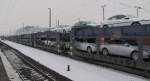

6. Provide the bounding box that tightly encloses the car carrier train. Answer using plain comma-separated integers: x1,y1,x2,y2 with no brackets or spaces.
3,21,150,77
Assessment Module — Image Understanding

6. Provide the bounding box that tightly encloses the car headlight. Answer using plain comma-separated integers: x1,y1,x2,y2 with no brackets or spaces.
143,51,150,56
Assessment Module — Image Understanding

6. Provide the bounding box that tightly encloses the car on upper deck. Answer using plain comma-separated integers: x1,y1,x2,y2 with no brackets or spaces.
102,14,150,28
73,21,98,28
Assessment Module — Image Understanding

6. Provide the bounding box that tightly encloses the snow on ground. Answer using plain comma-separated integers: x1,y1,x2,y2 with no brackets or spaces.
0,51,22,81
2,40,149,81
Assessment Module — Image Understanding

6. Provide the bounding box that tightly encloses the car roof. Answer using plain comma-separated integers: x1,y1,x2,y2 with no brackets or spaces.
73,21,98,27
108,14,137,20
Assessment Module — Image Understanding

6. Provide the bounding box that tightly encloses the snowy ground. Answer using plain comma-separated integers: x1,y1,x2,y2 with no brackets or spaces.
2,40,149,81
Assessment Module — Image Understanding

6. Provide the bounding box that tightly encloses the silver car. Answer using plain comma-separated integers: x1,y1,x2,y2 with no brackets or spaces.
102,14,150,28
100,39,150,60
73,21,98,27
74,38,97,53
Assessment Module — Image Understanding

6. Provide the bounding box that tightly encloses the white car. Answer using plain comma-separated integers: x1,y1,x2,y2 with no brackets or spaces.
74,38,97,53
100,39,150,60
51,26,71,33
102,14,150,28
73,21,98,27
43,40,57,47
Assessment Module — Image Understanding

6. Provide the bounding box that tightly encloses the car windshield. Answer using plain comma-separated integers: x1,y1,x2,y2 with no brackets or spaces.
86,21,97,26
108,16,115,20
108,15,126,20
115,15,126,19
108,39,125,44
125,40,138,46
86,38,96,43
109,39,138,46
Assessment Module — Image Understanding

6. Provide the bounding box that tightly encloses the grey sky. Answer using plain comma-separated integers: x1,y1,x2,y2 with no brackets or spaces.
0,0,150,35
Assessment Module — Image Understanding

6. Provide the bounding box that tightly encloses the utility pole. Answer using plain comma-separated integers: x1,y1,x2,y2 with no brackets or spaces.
135,6,142,17
55,19,58,27
56,19,60,27
22,23,24,34
48,8,51,27
101,5,106,21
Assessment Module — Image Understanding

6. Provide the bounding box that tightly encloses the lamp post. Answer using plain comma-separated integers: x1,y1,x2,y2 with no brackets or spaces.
101,5,106,21
48,8,51,27
135,6,142,17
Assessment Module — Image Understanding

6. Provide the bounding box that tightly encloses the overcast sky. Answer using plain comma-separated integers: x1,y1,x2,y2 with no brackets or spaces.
0,0,150,35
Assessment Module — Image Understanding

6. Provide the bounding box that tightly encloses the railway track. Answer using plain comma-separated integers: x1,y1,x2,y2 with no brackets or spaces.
0,42,72,81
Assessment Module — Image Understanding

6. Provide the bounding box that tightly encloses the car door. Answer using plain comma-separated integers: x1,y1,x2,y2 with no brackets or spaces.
112,15,124,26
74,38,82,50
117,15,134,26
106,40,120,55
81,39,87,51
115,40,133,57
112,15,130,27
76,38,86,51
106,16,116,27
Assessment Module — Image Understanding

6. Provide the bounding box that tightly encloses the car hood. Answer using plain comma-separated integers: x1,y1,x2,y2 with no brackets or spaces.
143,46,150,53
129,45,138,50
129,45,150,51
132,17,150,21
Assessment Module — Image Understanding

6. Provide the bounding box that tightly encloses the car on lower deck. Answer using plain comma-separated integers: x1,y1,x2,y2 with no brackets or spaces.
74,38,97,53
100,39,150,60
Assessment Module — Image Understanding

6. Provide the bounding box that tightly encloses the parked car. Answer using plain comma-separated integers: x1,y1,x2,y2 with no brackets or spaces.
102,14,150,28
51,26,71,33
73,21,98,27
100,39,150,60
74,38,97,53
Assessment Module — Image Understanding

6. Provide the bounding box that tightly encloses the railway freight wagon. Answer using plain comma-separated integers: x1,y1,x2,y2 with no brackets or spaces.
31,30,70,53
3,23,150,78
4,30,71,54
70,24,150,78
27,31,69,53
71,24,150,57
102,24,150,46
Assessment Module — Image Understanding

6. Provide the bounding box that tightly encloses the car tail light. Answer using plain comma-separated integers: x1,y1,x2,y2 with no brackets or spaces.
100,37,105,44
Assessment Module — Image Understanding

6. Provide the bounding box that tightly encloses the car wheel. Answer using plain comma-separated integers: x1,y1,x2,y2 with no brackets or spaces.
103,25,109,28
131,51,140,61
87,47,92,54
102,48,109,56
69,51,74,56
131,22,141,26
57,44,61,54
69,46,74,56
